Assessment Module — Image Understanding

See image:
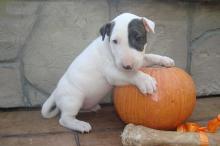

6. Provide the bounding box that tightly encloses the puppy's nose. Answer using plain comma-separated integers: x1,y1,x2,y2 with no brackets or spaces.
122,65,133,70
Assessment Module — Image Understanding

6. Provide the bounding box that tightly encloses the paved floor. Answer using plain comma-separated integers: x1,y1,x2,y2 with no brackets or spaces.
0,97,219,146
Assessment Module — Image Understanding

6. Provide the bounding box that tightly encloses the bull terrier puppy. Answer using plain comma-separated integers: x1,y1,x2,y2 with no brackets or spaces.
41,13,175,133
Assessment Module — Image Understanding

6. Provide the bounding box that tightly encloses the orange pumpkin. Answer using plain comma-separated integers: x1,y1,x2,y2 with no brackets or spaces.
114,67,196,130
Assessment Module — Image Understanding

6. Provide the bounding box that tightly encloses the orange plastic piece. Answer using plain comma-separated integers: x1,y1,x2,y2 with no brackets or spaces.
207,114,220,133
177,114,220,146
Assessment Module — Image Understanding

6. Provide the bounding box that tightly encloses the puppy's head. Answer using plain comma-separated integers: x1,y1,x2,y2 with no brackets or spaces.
100,13,155,71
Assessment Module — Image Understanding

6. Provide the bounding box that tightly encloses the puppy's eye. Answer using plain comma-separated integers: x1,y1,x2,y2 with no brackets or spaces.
113,39,118,44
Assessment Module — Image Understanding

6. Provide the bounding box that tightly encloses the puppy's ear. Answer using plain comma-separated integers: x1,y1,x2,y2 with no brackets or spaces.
99,22,114,41
142,17,155,33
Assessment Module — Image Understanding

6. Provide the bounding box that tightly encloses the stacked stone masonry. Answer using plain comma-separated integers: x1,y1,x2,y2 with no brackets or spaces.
0,0,219,107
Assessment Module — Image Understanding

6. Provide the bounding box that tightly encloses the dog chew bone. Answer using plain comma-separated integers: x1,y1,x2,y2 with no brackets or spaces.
121,124,220,146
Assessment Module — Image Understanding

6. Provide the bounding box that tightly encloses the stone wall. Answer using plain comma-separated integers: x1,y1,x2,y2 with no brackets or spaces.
0,0,219,107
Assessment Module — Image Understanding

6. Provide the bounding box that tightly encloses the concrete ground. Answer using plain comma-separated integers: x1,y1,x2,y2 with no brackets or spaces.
0,97,219,146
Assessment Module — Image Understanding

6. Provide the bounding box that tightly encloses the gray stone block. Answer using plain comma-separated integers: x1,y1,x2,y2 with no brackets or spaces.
191,4,220,40
191,4,220,96
191,31,220,96
0,1,39,61
23,0,109,95
5,1,40,16
0,63,24,107
115,0,188,69
0,16,36,61
23,82,48,107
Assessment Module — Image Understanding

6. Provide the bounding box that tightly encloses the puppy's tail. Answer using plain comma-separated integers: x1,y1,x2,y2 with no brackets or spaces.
41,94,59,118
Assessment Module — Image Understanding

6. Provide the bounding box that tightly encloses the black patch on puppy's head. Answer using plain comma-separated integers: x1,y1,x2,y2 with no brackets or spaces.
128,19,147,51
100,22,115,41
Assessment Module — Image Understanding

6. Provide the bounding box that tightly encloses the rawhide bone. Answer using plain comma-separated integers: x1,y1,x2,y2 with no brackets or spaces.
121,124,220,146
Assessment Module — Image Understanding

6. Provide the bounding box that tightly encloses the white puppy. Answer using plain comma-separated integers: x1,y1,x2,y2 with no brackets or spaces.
41,13,175,133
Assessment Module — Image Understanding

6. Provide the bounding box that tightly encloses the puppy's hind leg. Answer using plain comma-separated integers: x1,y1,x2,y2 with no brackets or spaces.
57,95,92,133
91,104,101,112
80,104,101,113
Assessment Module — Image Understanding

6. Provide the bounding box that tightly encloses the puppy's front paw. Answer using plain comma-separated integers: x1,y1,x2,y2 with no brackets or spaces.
161,56,175,67
135,72,157,95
